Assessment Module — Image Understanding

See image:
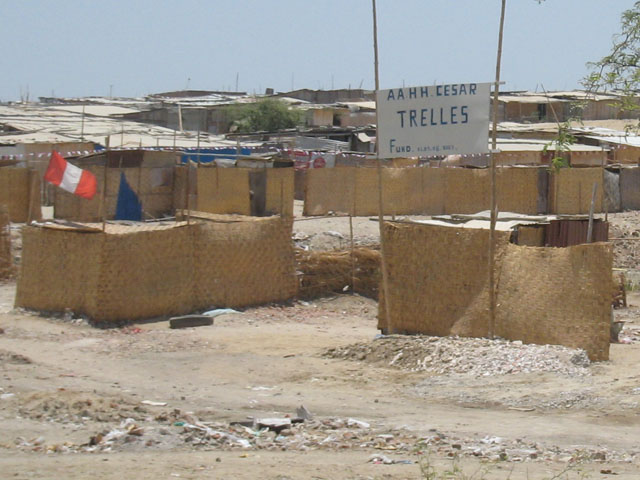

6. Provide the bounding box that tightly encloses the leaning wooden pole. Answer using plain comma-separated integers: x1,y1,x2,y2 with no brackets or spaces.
372,0,393,334
489,0,507,339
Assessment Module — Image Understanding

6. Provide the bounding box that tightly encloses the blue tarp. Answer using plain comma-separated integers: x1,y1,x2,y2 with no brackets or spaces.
115,172,142,221
180,147,253,164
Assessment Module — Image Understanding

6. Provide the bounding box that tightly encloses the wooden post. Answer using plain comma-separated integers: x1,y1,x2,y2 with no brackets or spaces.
80,105,85,142
101,136,110,232
488,0,507,340
185,160,191,225
372,0,393,334
26,155,34,224
278,177,286,217
602,146,608,222
587,182,598,243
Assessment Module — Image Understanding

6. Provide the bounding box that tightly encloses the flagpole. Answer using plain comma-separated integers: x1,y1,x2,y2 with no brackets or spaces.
489,0,507,339
372,0,393,334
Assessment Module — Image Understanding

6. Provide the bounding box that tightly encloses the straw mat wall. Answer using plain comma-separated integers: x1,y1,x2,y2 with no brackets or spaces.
378,222,510,337
549,168,603,214
16,216,297,322
378,221,613,360
197,167,251,215
194,215,297,308
620,167,640,210
296,247,380,299
303,168,356,215
196,167,294,217
304,167,541,216
265,168,295,217
55,166,175,221
16,227,103,314
0,168,42,223
0,207,12,280
496,242,613,361
91,225,197,321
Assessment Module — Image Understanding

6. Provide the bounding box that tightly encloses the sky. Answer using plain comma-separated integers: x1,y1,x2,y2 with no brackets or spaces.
1,0,637,101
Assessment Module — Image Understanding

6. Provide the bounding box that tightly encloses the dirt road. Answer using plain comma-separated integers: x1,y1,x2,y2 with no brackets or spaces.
1,279,640,479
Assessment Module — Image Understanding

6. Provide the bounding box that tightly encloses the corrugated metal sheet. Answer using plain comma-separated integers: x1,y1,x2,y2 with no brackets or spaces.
545,219,608,247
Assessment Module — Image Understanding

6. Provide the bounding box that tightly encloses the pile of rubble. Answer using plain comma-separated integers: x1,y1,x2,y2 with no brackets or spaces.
10,409,639,465
324,335,591,377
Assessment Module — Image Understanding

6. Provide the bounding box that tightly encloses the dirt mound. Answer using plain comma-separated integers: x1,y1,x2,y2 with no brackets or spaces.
16,391,152,424
0,350,31,364
324,335,591,377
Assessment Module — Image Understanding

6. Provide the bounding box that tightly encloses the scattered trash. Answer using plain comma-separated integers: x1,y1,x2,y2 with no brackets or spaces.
141,400,167,407
347,418,370,429
202,308,239,318
296,405,313,421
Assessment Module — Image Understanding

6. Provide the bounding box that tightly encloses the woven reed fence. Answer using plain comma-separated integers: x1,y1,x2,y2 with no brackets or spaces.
54,166,175,221
0,168,42,223
296,247,380,299
0,206,12,280
16,215,297,323
379,221,613,361
304,166,544,216
195,167,294,217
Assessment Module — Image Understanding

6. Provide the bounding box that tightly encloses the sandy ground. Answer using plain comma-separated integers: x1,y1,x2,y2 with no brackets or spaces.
1,281,640,479
2,206,640,479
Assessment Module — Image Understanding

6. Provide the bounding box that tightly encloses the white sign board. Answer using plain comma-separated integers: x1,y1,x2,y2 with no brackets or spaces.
376,82,491,158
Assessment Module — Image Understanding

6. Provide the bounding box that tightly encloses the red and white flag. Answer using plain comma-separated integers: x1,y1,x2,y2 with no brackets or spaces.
44,151,97,199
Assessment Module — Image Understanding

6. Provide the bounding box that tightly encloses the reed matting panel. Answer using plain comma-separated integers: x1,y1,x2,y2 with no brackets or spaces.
496,242,613,361
379,221,613,360
0,168,41,223
378,222,510,337
620,167,640,210
55,166,175,221
549,168,604,214
0,207,12,279
304,167,541,216
296,247,380,299
194,215,297,308
16,216,297,322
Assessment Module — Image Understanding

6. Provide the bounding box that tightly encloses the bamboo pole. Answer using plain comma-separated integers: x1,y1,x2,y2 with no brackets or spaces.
80,105,85,142
372,0,393,334
587,182,598,243
488,0,507,340
101,136,110,232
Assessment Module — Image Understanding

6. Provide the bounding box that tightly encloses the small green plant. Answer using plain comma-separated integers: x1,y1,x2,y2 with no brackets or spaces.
544,121,575,172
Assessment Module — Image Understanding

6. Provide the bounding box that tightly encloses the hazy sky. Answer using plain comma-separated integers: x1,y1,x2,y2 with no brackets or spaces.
1,0,636,101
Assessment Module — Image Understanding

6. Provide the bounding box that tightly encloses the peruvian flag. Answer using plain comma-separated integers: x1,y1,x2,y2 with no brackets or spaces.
44,151,97,199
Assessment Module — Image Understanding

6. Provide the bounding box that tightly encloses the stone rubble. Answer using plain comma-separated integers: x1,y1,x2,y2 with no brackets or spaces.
8,410,639,466
324,335,591,377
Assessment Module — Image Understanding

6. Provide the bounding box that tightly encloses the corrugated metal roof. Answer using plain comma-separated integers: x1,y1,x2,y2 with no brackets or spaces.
0,104,259,149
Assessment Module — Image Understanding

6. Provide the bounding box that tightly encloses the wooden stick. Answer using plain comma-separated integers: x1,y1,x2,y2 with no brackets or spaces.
372,0,393,334
587,181,597,243
488,0,507,340
101,136,110,232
